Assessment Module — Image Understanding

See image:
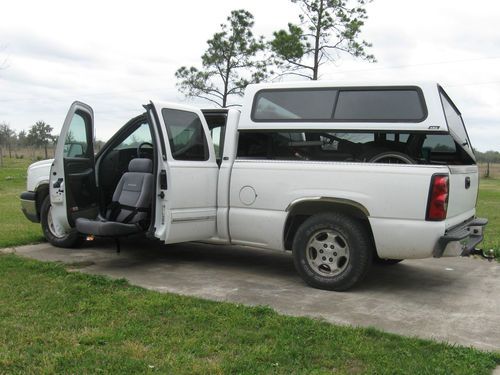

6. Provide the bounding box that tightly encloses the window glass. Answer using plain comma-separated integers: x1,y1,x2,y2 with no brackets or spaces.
205,114,227,162
440,92,471,149
238,131,389,161
422,134,456,153
162,108,208,161
399,134,410,143
114,122,152,150
332,133,374,143
64,113,88,158
252,89,337,121
386,133,410,142
210,127,223,159
237,131,474,165
334,90,425,121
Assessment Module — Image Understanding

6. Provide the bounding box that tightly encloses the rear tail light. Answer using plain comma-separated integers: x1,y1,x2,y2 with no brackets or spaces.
426,174,449,221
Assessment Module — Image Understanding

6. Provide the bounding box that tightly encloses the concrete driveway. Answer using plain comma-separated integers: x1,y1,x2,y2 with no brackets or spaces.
5,238,499,352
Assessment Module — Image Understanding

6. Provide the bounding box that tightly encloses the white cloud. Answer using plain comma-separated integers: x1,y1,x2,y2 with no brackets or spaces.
0,0,499,150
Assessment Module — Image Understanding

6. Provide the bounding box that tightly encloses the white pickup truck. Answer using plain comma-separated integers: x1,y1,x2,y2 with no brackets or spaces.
20,81,487,290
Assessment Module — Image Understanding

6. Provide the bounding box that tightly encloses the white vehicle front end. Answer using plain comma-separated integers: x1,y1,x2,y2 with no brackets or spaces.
20,159,53,223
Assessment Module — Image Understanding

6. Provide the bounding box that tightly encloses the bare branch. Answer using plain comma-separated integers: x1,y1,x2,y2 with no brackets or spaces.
285,58,314,71
195,94,224,107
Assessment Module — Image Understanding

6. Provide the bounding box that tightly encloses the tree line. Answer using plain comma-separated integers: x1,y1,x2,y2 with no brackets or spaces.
475,150,500,163
0,121,56,165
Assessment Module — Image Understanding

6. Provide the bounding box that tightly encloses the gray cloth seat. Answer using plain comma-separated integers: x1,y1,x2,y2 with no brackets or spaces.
76,158,153,237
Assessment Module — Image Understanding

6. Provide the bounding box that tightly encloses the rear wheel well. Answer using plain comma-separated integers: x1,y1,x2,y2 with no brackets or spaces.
283,200,376,253
35,184,49,221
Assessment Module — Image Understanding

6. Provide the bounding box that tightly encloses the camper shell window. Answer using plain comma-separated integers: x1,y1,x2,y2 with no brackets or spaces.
251,87,427,123
237,130,474,165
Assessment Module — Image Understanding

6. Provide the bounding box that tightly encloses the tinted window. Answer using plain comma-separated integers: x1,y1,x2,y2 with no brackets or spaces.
334,90,425,121
252,89,337,121
64,112,89,158
440,92,471,150
237,131,475,165
422,134,456,153
237,131,405,161
162,109,208,161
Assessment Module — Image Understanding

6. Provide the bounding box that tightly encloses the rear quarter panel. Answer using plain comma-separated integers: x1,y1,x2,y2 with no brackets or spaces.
229,160,448,257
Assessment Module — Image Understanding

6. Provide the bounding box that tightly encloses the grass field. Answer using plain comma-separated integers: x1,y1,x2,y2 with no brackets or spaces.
0,158,499,373
0,158,44,248
478,178,500,258
0,254,498,374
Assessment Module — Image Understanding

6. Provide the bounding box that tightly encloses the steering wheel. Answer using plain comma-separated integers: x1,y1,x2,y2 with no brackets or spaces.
137,142,153,158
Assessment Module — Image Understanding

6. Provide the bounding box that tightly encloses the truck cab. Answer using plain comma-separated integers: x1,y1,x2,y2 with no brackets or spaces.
20,81,487,291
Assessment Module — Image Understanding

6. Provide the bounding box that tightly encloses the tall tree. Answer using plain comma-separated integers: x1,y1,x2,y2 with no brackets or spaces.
271,0,376,80
175,9,269,107
0,123,16,165
17,130,28,147
27,121,54,159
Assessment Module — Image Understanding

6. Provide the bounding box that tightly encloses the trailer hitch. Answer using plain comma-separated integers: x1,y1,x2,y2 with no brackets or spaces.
468,248,495,262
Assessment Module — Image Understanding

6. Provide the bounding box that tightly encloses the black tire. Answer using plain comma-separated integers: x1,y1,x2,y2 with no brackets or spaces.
292,213,373,291
374,256,403,265
40,195,82,248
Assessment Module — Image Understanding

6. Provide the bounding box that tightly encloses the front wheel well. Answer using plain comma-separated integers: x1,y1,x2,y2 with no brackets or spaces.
35,184,49,221
283,200,376,253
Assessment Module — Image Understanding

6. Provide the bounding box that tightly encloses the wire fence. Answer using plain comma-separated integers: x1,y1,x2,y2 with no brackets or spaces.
0,146,55,163
478,163,500,179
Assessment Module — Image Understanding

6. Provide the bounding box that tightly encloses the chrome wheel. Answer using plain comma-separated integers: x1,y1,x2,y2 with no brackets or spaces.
47,205,65,238
305,229,350,277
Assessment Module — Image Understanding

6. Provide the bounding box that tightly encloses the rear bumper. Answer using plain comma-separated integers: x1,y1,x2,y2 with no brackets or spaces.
434,217,488,257
20,191,39,223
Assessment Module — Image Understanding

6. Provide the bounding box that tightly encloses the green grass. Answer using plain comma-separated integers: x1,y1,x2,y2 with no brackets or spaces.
0,158,44,248
0,254,498,374
0,158,499,373
477,178,500,258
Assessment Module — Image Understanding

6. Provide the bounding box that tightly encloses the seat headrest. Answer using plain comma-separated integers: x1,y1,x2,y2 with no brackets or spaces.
128,158,153,173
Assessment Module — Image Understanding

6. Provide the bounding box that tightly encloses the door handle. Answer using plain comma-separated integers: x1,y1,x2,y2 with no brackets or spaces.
53,178,63,188
68,169,93,178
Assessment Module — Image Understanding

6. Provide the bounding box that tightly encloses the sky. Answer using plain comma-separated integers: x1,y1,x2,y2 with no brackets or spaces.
1,0,499,151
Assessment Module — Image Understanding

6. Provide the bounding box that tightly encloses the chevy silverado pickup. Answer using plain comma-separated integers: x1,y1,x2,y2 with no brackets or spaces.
20,81,487,290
